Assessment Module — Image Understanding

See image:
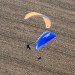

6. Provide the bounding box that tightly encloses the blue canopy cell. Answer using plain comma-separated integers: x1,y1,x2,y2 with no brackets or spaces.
35,31,56,50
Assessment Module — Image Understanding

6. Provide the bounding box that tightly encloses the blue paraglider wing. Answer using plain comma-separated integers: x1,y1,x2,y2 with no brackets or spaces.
35,31,56,50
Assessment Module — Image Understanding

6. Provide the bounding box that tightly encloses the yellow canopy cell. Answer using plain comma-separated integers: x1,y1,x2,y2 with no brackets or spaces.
24,12,51,28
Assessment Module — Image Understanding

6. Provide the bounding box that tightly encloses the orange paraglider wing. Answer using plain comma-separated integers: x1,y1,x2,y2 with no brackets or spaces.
24,12,51,28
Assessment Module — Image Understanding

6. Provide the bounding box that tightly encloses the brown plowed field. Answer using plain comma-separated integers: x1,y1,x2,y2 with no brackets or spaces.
0,0,75,75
